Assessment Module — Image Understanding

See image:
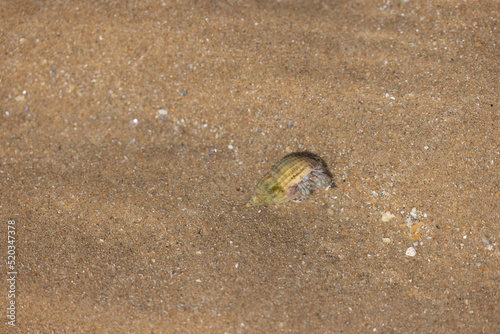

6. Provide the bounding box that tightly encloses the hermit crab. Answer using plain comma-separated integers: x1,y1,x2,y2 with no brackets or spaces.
246,151,335,207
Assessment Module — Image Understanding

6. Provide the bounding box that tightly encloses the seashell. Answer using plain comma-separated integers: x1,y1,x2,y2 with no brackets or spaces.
246,151,335,207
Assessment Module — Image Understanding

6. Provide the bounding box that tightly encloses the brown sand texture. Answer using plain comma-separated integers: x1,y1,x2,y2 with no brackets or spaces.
1,0,499,332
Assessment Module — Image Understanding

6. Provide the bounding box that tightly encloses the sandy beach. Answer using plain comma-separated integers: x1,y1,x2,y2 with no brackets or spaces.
1,0,498,332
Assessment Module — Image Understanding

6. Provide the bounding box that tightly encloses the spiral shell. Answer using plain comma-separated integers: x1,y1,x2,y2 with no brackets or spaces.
246,152,335,207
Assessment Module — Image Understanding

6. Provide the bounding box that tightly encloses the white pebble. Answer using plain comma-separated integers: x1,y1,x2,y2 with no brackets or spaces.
158,108,168,115
381,212,395,222
129,118,138,127
406,247,416,257
228,144,234,150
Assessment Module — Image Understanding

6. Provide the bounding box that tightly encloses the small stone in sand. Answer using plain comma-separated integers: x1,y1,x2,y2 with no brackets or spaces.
129,118,138,127
405,247,416,257
381,212,395,222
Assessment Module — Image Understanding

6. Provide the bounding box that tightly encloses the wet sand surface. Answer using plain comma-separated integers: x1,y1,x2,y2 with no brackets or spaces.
1,0,499,332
